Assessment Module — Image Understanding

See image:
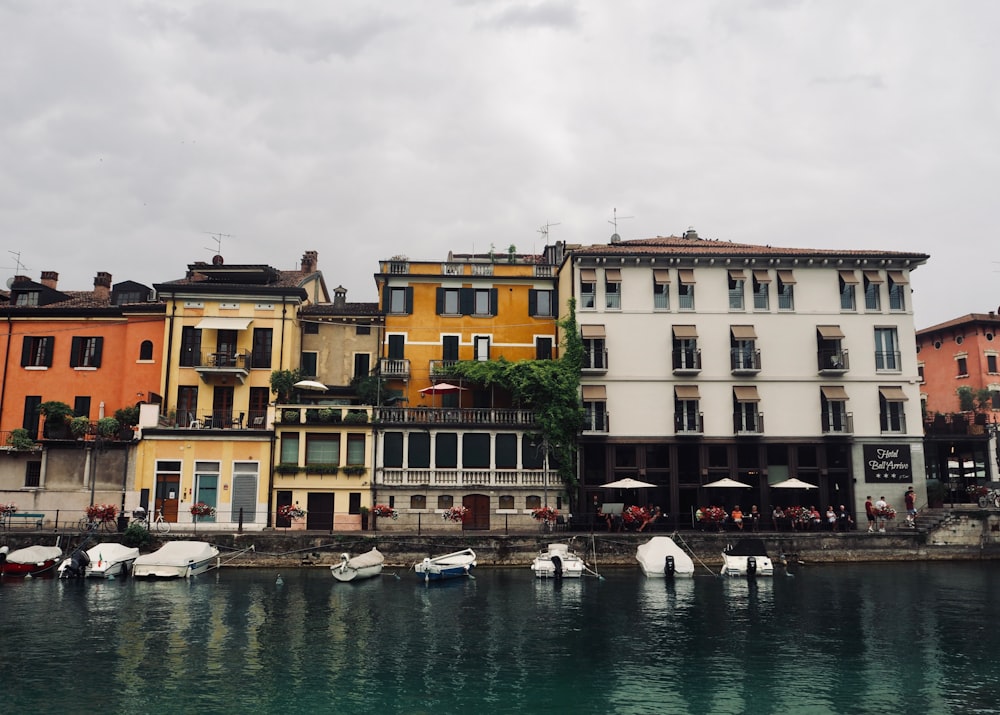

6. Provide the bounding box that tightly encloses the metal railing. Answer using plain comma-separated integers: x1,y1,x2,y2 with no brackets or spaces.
375,407,535,426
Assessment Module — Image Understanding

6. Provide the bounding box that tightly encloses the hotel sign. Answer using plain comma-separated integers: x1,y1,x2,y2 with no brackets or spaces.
863,444,912,483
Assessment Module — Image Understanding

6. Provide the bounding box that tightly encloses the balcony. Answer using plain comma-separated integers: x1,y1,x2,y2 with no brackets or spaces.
429,359,459,378
818,349,850,374
730,348,761,375
379,468,552,488
192,352,251,383
379,358,411,379
675,413,704,435
822,411,854,435
375,407,536,427
672,349,701,375
733,411,764,435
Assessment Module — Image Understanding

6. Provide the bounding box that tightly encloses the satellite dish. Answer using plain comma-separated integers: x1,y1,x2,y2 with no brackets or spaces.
610,233,621,244
5,277,14,289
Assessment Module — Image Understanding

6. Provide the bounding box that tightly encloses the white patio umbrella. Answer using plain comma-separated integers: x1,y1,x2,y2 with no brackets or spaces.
770,477,818,490
419,383,467,395
293,380,328,392
702,478,752,489
601,477,657,489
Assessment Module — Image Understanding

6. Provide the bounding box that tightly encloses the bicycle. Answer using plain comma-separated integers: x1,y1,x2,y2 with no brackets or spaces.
78,515,118,533
131,507,171,534
977,489,1000,509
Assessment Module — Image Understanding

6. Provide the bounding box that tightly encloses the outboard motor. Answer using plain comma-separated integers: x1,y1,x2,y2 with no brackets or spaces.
746,555,757,577
664,555,675,576
61,549,90,579
0,545,8,567
551,554,564,578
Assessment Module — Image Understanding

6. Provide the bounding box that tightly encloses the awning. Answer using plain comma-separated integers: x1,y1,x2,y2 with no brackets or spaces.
605,268,622,282
838,270,859,284
863,270,884,284
879,386,909,402
672,325,698,338
776,269,796,284
888,270,909,284
653,269,671,283
821,385,849,400
733,386,761,402
580,268,597,282
728,269,746,281
581,324,606,339
752,269,772,283
582,385,607,400
675,385,700,399
731,325,758,340
195,317,253,330
817,325,845,339
677,269,696,284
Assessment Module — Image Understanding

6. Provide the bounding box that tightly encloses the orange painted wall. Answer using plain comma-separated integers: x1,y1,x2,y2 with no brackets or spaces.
916,315,1000,416
0,313,165,432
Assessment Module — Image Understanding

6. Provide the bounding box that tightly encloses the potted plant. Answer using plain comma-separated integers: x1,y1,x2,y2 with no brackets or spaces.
96,417,120,438
6,429,36,451
282,409,301,424
70,416,92,439
360,505,370,531
115,406,139,439
38,401,73,438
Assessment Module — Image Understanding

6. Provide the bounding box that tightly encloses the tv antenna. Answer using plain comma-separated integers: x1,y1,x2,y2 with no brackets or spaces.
537,222,561,242
4,250,30,288
608,208,633,243
203,232,232,257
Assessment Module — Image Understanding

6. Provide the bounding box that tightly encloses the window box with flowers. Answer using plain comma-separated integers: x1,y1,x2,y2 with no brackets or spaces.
342,465,367,477
274,463,301,475
442,505,469,523
277,504,306,520
372,504,398,520
190,502,216,518
305,464,340,475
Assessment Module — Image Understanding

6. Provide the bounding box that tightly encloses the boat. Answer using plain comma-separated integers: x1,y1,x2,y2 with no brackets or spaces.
414,548,476,582
530,543,586,579
58,543,140,579
0,544,63,577
331,547,385,582
720,538,774,577
132,541,220,578
636,536,695,577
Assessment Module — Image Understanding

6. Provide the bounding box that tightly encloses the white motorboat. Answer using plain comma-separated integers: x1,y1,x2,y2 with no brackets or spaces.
636,536,695,577
132,541,220,578
0,544,62,577
720,538,774,577
331,547,385,582
530,543,586,579
58,543,140,579
414,548,476,582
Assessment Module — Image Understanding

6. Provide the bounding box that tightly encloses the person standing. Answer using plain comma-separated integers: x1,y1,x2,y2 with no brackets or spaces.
904,488,917,528
875,495,888,532
837,505,854,532
865,496,876,533
749,505,761,532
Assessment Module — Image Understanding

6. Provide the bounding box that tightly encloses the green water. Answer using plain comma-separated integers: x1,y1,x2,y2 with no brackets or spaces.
1,562,997,714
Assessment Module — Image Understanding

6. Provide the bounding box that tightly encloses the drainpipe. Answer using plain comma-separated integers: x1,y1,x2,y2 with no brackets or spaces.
0,316,12,426
163,298,177,417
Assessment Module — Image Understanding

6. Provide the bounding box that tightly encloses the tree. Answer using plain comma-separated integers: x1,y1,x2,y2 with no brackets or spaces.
270,369,303,403
351,375,402,406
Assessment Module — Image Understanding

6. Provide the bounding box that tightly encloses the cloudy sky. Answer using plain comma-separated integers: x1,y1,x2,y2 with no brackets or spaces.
2,1,997,328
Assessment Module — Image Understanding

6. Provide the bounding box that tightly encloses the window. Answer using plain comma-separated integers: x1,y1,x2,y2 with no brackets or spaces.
888,271,907,311
409,432,430,468
752,270,770,310
300,352,318,378
474,336,490,361
956,356,968,377
498,495,515,510
678,270,695,310
879,387,907,433
581,325,607,370
653,270,669,310
180,326,201,367
526,495,542,509
733,387,762,433
251,328,272,368
580,269,596,309
672,326,700,372
387,287,412,314
20,336,53,368
582,385,607,432
436,433,457,468
728,270,745,310
864,271,882,311
383,432,403,468
988,354,998,374
303,322,319,334
817,325,847,371
139,340,154,361
463,433,491,468
410,495,427,510
356,324,371,335
437,495,454,509
839,271,858,311
674,386,701,432
918,364,925,383
776,271,795,311
280,434,300,464
821,386,850,433
15,291,39,306
177,385,198,427
472,289,494,316
522,436,545,468
387,334,405,360
874,328,900,371
529,289,555,317
993,391,1000,410
353,353,370,380
25,461,41,488
347,434,366,465
306,434,340,465
113,290,143,305
535,337,553,360
74,396,91,418
730,326,759,372
23,396,41,439
438,288,460,315
496,433,517,469
605,269,621,309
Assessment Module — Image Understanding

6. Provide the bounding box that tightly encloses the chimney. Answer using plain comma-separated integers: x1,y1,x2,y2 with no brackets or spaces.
683,227,699,240
94,272,112,301
40,271,58,289
301,251,318,274
333,285,347,308
12,275,31,286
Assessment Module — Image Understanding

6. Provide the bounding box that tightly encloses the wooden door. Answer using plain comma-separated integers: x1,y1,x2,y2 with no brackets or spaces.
155,476,180,522
463,493,490,531
307,492,334,532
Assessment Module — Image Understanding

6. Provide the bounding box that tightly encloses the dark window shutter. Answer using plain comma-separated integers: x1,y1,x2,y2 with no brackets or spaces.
91,337,103,368
42,337,53,366
496,433,517,468
404,287,414,314
383,432,404,468
528,290,538,316
20,336,30,367
435,433,458,468
459,288,474,316
436,288,445,315
408,432,431,468
490,288,499,316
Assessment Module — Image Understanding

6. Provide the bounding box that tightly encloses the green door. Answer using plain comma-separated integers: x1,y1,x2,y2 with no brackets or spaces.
195,474,218,523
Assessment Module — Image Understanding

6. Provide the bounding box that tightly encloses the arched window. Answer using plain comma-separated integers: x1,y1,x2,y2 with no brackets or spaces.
139,340,154,361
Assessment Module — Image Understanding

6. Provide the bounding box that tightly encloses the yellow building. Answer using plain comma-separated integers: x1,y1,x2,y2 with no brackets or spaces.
134,252,328,529
372,249,561,531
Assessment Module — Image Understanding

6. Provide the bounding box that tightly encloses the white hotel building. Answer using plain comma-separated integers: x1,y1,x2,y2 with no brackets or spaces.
557,230,930,524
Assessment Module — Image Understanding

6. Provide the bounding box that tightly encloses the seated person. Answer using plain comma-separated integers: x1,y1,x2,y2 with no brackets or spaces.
772,505,785,531
638,506,661,532
731,506,744,531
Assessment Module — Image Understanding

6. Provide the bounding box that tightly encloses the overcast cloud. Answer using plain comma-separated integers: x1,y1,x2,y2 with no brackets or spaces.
2,0,997,328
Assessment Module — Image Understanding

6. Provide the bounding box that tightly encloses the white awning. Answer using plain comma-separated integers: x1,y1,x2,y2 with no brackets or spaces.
195,317,253,330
